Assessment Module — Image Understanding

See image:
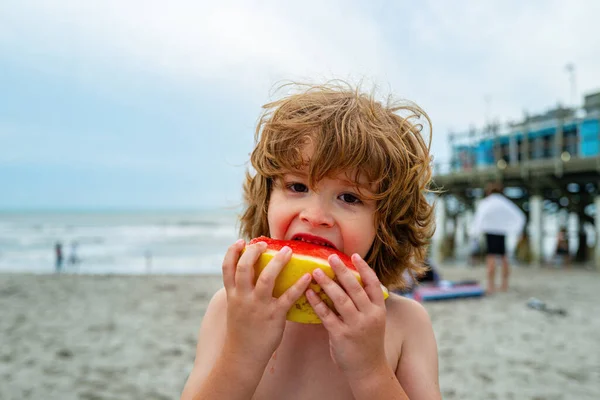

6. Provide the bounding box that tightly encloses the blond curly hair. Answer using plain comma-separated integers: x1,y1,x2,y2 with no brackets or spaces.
240,82,435,289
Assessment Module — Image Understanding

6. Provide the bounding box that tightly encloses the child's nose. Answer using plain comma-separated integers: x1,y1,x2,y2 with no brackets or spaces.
299,201,334,227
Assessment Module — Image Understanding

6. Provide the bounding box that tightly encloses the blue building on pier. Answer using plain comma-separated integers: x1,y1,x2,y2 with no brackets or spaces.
450,91,600,171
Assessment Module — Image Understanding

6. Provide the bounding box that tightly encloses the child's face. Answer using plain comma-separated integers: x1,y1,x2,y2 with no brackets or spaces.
267,168,377,258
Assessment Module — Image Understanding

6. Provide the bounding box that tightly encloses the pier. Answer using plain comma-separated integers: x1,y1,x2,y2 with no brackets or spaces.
431,91,600,269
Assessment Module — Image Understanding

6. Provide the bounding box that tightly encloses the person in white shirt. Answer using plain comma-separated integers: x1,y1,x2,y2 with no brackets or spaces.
470,182,525,293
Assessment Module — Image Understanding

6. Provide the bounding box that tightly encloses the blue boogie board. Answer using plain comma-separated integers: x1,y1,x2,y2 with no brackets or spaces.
413,280,485,302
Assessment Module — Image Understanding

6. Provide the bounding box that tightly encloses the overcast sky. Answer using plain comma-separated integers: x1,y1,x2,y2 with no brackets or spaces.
1,0,599,210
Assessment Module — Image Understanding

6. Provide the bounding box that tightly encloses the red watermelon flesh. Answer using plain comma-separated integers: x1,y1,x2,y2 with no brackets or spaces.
249,236,357,272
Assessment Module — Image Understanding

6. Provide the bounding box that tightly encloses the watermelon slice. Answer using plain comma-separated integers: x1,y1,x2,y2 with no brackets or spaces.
247,236,389,324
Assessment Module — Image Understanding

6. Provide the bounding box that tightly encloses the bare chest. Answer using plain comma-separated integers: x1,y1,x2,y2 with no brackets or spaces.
253,346,352,399
252,326,400,400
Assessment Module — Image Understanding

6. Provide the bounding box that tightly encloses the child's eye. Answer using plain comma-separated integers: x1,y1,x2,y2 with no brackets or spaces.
286,182,308,193
339,193,362,204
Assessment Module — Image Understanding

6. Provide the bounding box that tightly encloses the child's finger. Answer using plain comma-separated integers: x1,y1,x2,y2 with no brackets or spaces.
352,254,385,306
222,239,245,290
234,241,267,292
305,288,342,331
276,273,312,312
312,267,358,319
328,254,372,312
254,246,293,300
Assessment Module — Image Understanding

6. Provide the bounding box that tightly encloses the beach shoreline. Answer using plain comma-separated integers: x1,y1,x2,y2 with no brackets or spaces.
2,265,599,400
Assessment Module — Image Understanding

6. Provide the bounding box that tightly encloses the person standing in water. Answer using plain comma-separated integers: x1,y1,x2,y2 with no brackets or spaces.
55,242,64,272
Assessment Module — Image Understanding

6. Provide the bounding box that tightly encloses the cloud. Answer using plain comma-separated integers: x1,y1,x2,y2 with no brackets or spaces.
0,0,395,94
406,0,600,122
1,0,599,208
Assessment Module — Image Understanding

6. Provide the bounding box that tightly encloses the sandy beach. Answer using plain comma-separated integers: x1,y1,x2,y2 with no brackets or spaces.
1,265,599,400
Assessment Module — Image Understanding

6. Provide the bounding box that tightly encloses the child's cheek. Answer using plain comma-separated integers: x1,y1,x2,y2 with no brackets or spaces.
266,198,288,240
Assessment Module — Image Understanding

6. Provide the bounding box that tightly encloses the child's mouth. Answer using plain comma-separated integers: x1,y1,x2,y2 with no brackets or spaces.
291,234,337,250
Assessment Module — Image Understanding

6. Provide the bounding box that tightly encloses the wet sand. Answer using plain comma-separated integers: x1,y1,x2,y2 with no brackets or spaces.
1,265,599,399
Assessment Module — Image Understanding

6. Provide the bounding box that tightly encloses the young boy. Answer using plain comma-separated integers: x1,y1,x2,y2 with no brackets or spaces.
181,82,441,399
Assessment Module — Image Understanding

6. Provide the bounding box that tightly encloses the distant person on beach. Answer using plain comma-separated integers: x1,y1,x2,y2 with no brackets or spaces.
55,242,64,272
470,182,525,293
181,82,441,399
555,228,571,268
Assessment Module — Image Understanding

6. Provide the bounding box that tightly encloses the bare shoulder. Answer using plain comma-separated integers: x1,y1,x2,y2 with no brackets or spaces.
382,293,433,362
205,287,228,316
385,292,433,331
194,287,228,353
180,287,228,399
385,293,441,399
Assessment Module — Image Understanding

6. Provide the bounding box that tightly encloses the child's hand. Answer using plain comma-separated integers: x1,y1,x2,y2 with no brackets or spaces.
221,239,312,368
306,253,388,380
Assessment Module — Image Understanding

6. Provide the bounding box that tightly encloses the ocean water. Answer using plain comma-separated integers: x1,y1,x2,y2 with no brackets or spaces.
2,209,595,275
0,210,240,274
